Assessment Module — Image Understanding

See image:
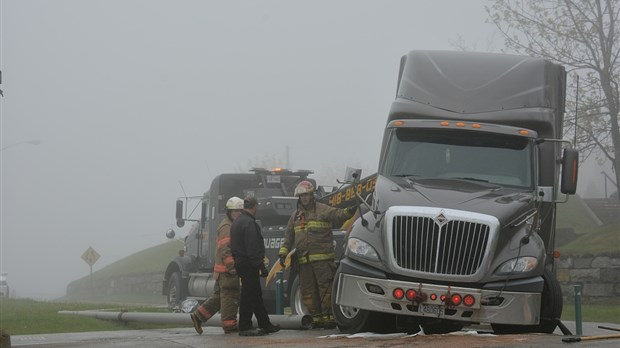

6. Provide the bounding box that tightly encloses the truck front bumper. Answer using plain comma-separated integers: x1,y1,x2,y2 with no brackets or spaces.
334,261,542,325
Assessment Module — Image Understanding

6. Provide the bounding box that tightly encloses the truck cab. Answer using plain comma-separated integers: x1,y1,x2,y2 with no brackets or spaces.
332,50,578,334
163,168,347,313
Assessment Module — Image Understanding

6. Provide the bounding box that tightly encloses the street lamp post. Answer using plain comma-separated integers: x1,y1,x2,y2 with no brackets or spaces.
0,140,40,152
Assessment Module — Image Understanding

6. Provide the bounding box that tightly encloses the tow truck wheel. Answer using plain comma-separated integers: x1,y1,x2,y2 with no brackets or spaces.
167,271,186,312
491,268,562,334
290,276,309,315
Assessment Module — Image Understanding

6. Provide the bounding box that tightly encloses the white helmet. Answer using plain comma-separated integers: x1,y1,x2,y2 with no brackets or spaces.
226,196,244,210
294,180,315,196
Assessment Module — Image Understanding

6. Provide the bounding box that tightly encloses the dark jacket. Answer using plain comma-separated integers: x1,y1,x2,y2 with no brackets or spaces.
230,210,265,268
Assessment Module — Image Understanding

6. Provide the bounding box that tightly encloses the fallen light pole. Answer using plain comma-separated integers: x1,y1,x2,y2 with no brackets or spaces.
58,310,312,330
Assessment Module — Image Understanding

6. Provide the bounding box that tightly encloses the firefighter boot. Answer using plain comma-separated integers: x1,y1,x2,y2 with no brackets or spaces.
190,313,203,335
311,315,324,329
322,315,337,330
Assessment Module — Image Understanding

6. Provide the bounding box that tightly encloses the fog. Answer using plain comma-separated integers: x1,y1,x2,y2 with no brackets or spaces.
0,0,611,300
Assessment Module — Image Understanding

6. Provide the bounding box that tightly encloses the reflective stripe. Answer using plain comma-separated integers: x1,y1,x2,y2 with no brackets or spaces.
294,220,331,233
196,306,213,321
222,319,237,330
297,252,335,264
214,264,228,273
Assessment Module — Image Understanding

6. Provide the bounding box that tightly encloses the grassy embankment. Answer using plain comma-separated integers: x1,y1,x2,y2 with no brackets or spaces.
556,194,620,255
61,239,183,304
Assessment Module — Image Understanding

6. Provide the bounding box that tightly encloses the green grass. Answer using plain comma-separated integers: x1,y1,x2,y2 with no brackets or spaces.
555,194,619,255
556,195,600,233
562,304,620,324
558,222,620,255
0,298,177,335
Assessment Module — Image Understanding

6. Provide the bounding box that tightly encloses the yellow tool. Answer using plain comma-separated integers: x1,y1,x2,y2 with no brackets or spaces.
265,248,295,286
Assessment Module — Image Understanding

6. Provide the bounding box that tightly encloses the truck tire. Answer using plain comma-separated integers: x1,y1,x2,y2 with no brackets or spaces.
491,268,562,334
290,276,309,315
167,271,186,312
331,280,399,333
332,302,370,333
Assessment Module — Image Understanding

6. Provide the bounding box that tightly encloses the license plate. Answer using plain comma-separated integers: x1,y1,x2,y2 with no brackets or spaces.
419,303,445,317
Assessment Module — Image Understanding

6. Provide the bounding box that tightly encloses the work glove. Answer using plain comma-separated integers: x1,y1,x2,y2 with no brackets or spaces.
260,264,268,278
279,255,286,268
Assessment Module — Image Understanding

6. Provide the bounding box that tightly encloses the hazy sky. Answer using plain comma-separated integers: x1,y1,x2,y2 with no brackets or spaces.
0,0,611,299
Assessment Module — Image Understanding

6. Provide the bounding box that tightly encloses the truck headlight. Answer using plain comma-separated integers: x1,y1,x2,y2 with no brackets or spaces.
347,237,379,261
497,257,538,274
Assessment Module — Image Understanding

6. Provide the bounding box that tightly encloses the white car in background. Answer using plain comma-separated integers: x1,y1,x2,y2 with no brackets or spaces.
0,273,9,298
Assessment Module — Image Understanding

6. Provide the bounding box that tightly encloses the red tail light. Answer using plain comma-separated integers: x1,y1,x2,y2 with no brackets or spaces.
450,294,462,306
393,288,404,300
463,294,475,307
405,289,417,301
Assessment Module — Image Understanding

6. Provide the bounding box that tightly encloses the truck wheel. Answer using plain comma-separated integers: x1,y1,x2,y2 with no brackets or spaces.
332,302,370,333
290,276,309,315
491,268,562,334
330,280,399,333
167,271,186,312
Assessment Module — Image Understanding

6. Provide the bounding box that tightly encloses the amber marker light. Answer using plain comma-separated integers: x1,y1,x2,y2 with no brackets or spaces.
440,121,450,126
456,122,465,127
393,121,405,126
553,250,561,259
472,123,481,129
519,129,529,135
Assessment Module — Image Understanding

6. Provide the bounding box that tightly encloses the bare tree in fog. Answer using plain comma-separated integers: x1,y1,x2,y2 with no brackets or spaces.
487,0,620,198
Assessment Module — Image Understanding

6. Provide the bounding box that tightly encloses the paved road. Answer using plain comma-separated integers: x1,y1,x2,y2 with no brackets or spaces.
9,322,620,347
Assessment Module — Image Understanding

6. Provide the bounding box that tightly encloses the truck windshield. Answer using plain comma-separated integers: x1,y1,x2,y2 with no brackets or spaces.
380,128,533,188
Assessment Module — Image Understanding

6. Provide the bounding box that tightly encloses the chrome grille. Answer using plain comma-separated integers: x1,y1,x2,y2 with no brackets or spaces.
392,215,490,275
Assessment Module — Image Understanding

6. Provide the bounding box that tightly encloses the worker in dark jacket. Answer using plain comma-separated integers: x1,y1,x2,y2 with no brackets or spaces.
278,180,356,329
230,197,280,336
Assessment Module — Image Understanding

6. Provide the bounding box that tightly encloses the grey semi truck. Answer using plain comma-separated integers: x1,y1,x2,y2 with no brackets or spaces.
332,50,579,334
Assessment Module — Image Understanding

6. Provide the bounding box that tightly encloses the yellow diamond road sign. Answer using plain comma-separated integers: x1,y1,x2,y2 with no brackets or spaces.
81,246,100,267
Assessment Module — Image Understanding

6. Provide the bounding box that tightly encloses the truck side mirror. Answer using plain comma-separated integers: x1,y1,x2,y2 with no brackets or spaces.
176,200,185,228
560,148,579,195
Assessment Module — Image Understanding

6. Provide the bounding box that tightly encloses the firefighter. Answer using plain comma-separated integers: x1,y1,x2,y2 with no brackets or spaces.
190,196,244,334
278,180,356,329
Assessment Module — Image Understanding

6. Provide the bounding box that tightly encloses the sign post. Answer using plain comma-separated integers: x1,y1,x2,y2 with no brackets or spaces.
81,246,101,286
